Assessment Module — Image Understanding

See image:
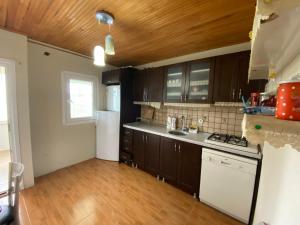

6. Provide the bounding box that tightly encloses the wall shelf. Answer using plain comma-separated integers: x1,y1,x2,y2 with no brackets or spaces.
249,1,300,80
242,114,300,150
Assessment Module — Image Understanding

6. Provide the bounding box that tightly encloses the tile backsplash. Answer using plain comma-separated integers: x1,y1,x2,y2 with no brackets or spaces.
141,105,244,136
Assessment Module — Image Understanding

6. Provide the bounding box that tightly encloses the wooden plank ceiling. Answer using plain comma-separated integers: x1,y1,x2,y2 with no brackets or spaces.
0,0,255,66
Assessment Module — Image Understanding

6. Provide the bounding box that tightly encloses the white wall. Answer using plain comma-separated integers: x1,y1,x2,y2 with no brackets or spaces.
254,53,300,224
253,143,300,225
28,42,114,177
0,29,34,188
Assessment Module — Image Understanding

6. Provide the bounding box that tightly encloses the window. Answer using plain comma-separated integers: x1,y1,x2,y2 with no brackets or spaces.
62,71,98,125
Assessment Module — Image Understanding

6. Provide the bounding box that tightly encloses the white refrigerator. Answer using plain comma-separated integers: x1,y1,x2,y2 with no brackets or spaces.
96,85,120,161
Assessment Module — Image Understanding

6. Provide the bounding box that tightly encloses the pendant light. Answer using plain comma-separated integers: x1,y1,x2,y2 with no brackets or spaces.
93,45,105,66
105,25,115,55
93,10,115,66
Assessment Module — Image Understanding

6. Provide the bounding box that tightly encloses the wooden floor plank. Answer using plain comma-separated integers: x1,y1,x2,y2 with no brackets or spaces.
19,159,243,225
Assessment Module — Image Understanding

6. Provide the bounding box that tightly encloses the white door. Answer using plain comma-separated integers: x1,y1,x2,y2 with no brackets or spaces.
0,59,21,192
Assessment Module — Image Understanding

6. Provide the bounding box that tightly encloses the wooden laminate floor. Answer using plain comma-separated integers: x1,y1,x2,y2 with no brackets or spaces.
20,159,243,225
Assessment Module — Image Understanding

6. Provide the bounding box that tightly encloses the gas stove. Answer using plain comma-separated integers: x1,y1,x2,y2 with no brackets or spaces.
205,133,258,154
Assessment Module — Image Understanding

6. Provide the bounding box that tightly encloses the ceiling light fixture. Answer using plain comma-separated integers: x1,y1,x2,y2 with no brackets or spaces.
93,10,115,66
93,45,105,66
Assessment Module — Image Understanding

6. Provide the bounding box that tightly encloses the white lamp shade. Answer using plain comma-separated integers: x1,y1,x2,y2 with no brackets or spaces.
93,45,105,66
105,34,115,55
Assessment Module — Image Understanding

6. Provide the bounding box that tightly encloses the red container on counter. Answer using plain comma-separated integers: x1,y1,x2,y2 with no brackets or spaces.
276,80,300,121
250,92,260,106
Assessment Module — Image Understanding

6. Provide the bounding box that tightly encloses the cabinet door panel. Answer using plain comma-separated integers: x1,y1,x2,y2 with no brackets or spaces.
213,53,239,102
159,137,177,184
164,64,186,103
186,59,214,103
144,133,160,175
177,142,201,195
133,130,145,169
146,67,164,102
102,70,120,85
133,70,146,102
237,51,251,101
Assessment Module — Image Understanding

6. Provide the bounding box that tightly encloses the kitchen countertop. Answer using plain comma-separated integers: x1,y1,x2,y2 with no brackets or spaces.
123,122,262,160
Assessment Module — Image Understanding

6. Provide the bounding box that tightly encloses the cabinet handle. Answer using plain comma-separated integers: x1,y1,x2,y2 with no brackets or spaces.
142,135,145,142
145,135,148,143
232,89,235,100
238,89,242,99
174,143,177,152
178,144,181,153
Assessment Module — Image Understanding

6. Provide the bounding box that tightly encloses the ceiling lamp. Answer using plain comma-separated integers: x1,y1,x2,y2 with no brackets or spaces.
105,34,115,55
94,10,115,65
93,45,105,66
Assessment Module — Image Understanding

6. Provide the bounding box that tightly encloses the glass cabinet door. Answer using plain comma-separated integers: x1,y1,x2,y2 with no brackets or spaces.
186,60,212,102
165,64,185,102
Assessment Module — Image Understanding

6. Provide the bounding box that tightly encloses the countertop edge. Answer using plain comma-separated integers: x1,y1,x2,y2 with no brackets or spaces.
123,124,262,160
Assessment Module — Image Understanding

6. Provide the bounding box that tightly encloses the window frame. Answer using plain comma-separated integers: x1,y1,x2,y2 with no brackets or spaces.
61,71,98,126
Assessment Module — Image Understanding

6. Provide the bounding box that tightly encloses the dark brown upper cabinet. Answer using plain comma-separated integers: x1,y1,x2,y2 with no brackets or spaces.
102,70,121,85
185,58,215,103
213,53,239,102
164,63,187,103
133,69,146,102
237,51,251,101
133,68,164,102
164,59,214,103
146,67,164,102
213,51,251,102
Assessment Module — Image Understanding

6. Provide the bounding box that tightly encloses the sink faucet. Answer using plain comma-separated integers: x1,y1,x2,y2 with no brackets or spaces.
180,116,188,131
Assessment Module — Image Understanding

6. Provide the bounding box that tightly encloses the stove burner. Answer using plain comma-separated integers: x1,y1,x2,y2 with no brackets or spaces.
208,133,248,147
209,133,228,143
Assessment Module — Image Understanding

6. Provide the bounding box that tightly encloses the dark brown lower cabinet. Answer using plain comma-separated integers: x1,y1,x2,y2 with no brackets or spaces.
133,130,160,174
133,130,145,169
131,129,202,196
159,137,178,184
144,133,160,175
159,137,202,195
177,142,202,195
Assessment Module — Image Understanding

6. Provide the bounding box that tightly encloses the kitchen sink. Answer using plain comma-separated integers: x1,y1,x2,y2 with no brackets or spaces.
168,130,188,136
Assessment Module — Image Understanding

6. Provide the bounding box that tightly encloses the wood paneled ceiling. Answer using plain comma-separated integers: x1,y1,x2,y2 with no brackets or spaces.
0,0,255,66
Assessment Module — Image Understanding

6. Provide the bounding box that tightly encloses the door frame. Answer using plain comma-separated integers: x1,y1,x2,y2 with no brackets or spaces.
0,58,21,164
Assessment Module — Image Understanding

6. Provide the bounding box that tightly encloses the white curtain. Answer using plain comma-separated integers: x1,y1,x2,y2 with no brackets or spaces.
0,66,7,122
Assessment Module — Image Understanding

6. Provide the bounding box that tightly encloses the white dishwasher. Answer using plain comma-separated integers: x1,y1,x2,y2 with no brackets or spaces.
200,148,257,224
